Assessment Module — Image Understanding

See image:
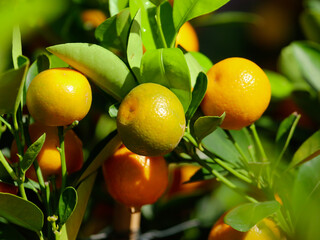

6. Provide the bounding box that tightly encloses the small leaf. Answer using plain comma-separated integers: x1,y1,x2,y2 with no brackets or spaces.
289,130,320,169
225,201,281,232
265,70,293,100
47,43,137,101
21,133,46,173
0,56,29,115
184,52,205,88
127,9,143,81
0,193,44,232
60,172,97,240
185,72,207,120
59,187,78,227
194,113,225,142
189,51,213,72
108,103,120,118
26,54,50,91
172,0,230,31
140,48,192,112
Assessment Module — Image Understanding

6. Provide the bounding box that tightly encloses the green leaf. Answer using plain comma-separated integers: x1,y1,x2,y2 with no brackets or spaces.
194,113,225,142
188,163,225,182
47,43,137,101
12,26,22,70
59,187,78,227
26,54,50,90
95,8,131,52
0,193,43,232
0,56,29,115
172,0,230,31
265,70,293,100
140,48,192,112
0,221,26,240
21,133,46,173
109,0,129,16
129,0,162,49
202,128,242,165
275,113,300,156
49,54,69,69
184,52,205,88
300,9,320,43
160,1,176,48
60,172,97,240
108,103,120,118
189,51,213,73
127,9,143,81
225,201,281,232
289,130,320,169
149,0,165,5
185,72,207,120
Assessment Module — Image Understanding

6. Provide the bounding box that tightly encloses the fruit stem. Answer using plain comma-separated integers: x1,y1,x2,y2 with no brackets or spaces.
156,5,168,48
58,127,67,192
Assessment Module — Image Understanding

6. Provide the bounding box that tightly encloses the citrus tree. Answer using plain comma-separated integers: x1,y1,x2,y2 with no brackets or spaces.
0,0,319,240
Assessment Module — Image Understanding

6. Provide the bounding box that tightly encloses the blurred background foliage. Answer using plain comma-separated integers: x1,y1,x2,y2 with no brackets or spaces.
1,0,319,239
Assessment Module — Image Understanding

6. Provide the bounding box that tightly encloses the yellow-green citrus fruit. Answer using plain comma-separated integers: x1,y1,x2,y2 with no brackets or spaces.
26,68,92,126
201,57,271,130
117,83,186,156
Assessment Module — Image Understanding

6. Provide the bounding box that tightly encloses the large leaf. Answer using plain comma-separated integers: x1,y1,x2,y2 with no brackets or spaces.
172,0,230,31
202,128,242,165
95,8,131,52
194,113,225,142
60,172,97,240
185,72,207,120
0,193,43,232
21,133,46,173
140,48,192,112
0,56,29,115
127,9,143,81
225,201,281,232
59,187,78,227
289,130,320,169
47,43,137,101
109,0,129,16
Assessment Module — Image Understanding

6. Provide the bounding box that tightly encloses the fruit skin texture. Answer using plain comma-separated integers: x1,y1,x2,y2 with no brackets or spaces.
10,123,83,181
117,83,186,156
176,22,199,52
201,57,271,130
102,145,169,208
208,213,286,240
0,182,18,195
26,68,92,126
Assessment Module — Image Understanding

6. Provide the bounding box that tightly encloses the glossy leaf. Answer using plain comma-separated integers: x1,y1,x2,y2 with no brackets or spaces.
265,70,293,100
47,43,137,101
289,130,320,169
202,128,242,165
95,8,131,52
172,0,230,31
129,0,162,49
21,133,46,173
160,1,176,47
0,193,43,232
194,113,225,142
127,9,143,81
59,187,78,227
109,0,129,16
140,48,192,112
189,51,213,72
225,201,281,232
0,56,29,115
184,52,205,88
60,172,97,240
185,72,207,120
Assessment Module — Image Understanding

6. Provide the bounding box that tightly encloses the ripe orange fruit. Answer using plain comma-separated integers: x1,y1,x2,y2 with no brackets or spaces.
0,182,18,195
10,123,83,181
81,9,107,29
26,68,92,126
102,145,169,209
208,213,286,240
176,22,199,52
201,57,271,130
117,83,186,156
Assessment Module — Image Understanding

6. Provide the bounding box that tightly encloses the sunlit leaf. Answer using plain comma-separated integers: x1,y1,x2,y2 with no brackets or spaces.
140,48,192,112
47,43,137,101
184,52,205,88
225,201,281,232
194,113,225,142
0,193,43,232
265,70,293,100
109,0,129,16
189,51,213,73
